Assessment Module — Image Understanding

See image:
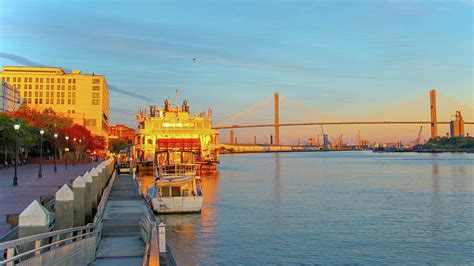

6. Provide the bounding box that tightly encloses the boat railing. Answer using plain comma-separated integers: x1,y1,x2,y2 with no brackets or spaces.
161,164,196,176
0,169,117,266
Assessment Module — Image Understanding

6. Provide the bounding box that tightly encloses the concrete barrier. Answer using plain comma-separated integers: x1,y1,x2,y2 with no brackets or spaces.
55,184,74,230
82,172,93,223
18,200,52,255
89,167,101,210
73,176,86,227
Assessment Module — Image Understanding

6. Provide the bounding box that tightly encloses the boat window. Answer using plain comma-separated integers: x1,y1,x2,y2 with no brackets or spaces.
161,187,170,197
171,186,181,197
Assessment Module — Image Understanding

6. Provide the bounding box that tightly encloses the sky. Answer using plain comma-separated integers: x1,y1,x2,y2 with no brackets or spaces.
0,0,472,143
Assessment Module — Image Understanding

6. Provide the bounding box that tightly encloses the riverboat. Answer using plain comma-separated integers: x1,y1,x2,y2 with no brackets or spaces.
134,95,219,171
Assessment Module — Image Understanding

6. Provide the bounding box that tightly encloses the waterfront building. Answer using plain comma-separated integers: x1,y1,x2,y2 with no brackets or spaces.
0,80,21,112
109,124,135,144
0,66,109,138
450,111,465,137
135,98,219,168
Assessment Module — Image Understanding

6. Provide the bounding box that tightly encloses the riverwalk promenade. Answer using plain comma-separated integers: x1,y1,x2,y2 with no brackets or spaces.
0,162,100,236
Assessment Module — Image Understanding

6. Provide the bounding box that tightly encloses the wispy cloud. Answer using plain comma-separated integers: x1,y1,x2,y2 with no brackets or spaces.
0,52,153,102
0,52,72,72
108,84,152,102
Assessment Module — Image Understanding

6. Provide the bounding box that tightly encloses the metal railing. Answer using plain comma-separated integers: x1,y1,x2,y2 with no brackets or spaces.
0,169,117,266
139,213,160,266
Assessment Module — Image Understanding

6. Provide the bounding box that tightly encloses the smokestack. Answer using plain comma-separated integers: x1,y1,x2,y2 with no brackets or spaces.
230,130,235,144
430,89,438,139
274,92,280,145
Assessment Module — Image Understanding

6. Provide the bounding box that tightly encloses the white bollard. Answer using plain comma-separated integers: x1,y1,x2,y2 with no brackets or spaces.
158,223,166,253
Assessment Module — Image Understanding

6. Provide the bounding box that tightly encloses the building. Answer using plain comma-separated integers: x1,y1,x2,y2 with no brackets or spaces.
0,66,109,138
1,80,20,112
109,124,135,144
450,111,465,137
135,98,219,169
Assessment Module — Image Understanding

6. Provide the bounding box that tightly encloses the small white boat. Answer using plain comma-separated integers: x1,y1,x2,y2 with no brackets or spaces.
146,157,204,214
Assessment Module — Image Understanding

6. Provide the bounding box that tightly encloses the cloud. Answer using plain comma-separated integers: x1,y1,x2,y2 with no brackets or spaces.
110,107,137,115
0,52,153,101
108,84,152,102
0,52,41,66
0,52,72,72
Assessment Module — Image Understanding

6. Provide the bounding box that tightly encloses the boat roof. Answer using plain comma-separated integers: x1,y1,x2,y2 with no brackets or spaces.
155,175,193,186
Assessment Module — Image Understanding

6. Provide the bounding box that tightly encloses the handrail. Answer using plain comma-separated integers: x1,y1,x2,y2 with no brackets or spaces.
140,213,160,266
0,164,117,265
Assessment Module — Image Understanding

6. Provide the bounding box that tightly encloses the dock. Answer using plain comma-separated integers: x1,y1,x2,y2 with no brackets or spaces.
92,174,149,265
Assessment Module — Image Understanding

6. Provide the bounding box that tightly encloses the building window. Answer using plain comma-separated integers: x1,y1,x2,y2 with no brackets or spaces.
46,78,50,83
29,84,32,89
73,79,76,84
92,86,100,91
40,78,43,83
51,78,54,83
46,85,49,90
13,77,16,82
85,119,97,126
62,78,65,83
92,78,100,84
92,99,99,105
6,77,10,82
35,78,38,82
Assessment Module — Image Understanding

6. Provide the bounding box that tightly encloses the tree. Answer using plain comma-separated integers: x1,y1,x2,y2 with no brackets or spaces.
109,139,128,153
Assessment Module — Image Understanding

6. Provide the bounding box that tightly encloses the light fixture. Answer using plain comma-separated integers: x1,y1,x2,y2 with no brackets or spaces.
13,119,20,131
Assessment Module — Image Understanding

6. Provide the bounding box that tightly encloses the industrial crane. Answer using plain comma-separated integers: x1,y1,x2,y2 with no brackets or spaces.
415,126,423,145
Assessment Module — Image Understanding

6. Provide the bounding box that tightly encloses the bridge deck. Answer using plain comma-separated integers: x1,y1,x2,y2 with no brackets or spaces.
91,174,148,266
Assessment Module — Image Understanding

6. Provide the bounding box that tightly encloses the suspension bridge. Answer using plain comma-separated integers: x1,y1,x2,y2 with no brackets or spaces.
213,89,473,145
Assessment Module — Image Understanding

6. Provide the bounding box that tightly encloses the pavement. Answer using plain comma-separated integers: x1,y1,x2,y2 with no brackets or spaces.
0,161,100,236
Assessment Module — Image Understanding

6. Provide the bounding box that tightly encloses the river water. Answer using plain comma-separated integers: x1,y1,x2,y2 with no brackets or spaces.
137,151,473,264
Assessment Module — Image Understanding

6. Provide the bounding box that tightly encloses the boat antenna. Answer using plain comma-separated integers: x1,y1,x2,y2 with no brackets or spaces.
175,89,179,111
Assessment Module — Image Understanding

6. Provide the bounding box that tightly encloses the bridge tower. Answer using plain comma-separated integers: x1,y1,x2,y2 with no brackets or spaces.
430,89,438,139
274,92,280,145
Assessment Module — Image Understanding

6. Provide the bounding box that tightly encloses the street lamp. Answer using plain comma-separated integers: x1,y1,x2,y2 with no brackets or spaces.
72,137,76,166
13,119,20,186
79,138,83,163
65,135,69,169
53,133,58,173
38,129,44,178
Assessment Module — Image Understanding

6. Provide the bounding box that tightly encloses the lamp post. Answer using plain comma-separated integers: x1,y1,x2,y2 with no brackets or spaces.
79,138,82,163
72,137,76,166
38,129,44,178
65,135,69,169
13,119,20,186
53,133,58,173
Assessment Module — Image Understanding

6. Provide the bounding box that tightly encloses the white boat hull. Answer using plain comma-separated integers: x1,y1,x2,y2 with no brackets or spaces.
151,196,203,214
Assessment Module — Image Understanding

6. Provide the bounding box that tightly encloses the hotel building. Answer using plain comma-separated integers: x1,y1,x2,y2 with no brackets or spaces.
0,66,109,138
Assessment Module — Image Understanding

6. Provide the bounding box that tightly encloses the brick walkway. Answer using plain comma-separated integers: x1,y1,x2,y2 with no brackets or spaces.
0,161,101,236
